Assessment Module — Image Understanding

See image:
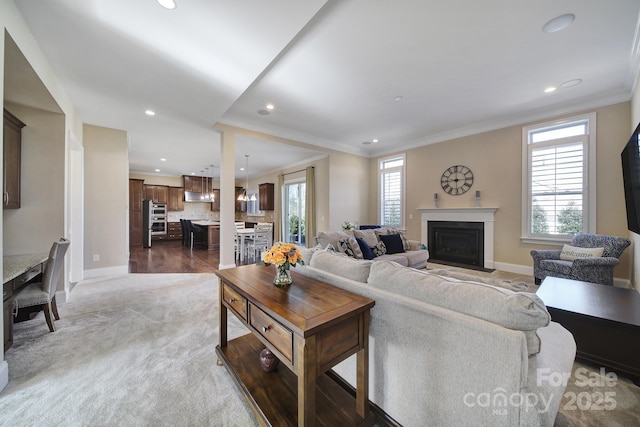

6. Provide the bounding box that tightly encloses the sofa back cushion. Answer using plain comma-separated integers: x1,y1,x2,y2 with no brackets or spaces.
309,250,372,283
353,229,379,247
317,230,353,249
367,261,550,331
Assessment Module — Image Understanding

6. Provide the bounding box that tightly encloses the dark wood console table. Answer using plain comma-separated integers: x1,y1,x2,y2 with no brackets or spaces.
537,276,640,383
215,264,375,427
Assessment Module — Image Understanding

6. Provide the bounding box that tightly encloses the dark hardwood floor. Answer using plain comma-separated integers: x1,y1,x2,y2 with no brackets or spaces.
129,240,251,273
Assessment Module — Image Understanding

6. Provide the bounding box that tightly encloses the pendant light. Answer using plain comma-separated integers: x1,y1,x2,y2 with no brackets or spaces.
237,155,257,202
210,164,216,202
200,170,205,200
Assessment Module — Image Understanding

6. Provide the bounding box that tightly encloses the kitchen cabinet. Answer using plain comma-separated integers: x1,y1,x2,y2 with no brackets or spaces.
167,222,183,241
183,175,202,193
168,187,184,211
235,187,247,212
144,185,169,204
3,109,25,209
210,189,221,211
129,179,144,247
259,183,274,211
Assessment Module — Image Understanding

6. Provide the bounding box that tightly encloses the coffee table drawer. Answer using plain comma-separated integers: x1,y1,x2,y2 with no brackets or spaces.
222,284,247,321
249,303,293,363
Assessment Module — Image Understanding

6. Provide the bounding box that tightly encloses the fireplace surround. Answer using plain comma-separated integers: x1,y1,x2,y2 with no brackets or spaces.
419,208,498,269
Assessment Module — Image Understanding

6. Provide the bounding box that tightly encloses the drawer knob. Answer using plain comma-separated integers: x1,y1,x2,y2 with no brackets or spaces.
228,298,235,303
262,326,270,333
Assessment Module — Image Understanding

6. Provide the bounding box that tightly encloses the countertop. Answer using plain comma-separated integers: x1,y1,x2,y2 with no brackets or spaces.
192,221,220,226
3,253,48,283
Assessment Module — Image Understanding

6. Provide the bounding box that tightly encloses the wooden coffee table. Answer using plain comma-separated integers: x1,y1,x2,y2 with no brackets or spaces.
537,277,640,383
215,264,376,427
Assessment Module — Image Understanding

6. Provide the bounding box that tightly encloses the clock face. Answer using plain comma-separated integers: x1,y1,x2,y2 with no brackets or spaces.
441,165,474,195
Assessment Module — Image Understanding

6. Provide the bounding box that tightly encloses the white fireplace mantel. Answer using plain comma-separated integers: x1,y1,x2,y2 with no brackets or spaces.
418,207,498,269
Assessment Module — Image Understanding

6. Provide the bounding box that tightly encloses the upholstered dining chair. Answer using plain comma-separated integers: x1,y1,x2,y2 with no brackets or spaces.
531,233,630,286
14,238,70,332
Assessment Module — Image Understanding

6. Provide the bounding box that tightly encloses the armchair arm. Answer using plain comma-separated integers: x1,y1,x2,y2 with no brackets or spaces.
530,249,562,261
570,257,620,286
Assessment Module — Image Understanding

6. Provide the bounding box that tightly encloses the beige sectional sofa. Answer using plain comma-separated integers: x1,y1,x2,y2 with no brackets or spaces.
297,247,576,427
315,227,429,269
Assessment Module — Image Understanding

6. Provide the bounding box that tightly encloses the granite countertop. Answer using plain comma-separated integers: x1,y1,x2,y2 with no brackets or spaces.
3,253,49,283
192,220,220,226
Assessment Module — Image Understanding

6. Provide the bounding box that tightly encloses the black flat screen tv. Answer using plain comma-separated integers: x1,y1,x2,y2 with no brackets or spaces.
621,121,640,234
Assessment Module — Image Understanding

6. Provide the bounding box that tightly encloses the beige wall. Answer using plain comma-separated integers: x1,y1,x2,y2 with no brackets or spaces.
84,125,128,273
374,102,632,280
3,104,65,255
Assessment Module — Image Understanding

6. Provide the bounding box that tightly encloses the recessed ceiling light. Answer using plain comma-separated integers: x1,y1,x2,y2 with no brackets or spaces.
544,86,557,93
145,110,156,116
240,167,245,171
190,172,196,175
157,0,177,10
560,79,583,88
372,139,379,143
257,109,270,116
155,169,161,172
542,14,575,33
160,158,166,162
266,104,275,110
394,96,404,102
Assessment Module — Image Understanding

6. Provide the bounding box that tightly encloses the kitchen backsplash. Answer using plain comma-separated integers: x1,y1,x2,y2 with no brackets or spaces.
167,203,275,223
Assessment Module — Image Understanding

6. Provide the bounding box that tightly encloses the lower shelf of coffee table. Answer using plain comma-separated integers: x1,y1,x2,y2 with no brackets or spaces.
216,333,375,427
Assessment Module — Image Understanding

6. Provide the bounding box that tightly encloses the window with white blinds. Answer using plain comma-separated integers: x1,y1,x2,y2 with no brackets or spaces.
522,113,596,243
379,155,405,227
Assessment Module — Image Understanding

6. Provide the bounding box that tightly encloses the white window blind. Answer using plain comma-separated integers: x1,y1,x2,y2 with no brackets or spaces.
380,156,404,227
522,113,596,243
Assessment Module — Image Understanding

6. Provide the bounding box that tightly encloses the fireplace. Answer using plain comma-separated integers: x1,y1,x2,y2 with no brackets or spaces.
419,207,497,269
428,221,484,268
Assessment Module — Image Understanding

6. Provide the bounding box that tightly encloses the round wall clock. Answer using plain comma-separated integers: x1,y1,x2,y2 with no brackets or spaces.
440,165,474,195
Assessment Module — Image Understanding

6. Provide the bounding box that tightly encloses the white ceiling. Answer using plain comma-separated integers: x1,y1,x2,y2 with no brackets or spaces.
7,0,640,179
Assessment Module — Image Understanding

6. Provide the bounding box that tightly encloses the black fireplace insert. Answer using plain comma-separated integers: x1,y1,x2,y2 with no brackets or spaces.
428,221,484,269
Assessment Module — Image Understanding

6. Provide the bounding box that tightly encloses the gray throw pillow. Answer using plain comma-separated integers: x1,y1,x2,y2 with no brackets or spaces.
337,236,364,259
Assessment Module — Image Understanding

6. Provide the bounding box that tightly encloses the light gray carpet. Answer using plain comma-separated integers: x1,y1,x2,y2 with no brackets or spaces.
0,274,259,427
1,272,639,426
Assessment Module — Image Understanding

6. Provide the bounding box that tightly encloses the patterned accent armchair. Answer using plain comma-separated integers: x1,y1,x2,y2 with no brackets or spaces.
531,233,631,286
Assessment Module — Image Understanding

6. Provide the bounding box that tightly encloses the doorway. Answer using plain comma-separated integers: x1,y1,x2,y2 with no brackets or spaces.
284,180,306,246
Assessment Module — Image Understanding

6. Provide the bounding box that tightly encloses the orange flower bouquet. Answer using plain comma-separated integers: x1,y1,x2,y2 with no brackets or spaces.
263,243,304,286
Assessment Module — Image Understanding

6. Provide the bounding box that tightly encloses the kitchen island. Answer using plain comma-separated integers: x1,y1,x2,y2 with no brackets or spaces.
193,220,220,250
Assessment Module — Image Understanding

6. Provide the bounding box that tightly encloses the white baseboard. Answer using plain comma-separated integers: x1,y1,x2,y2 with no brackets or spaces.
83,265,128,280
492,262,533,276
218,263,237,270
0,360,8,393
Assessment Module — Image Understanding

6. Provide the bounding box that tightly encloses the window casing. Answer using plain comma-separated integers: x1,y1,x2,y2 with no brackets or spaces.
521,113,596,244
379,154,405,228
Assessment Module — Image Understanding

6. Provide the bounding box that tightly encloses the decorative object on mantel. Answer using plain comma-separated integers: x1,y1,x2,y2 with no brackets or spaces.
259,348,279,372
341,221,356,230
262,242,304,286
440,165,474,195
434,193,438,208
475,190,480,208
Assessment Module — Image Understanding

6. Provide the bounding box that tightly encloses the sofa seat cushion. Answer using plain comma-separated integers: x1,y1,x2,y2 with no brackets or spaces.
401,250,429,269
539,259,573,276
374,254,409,266
309,250,372,283
368,261,550,332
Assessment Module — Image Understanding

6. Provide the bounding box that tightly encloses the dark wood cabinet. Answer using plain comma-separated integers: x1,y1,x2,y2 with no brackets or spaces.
168,187,184,211
144,185,169,204
235,187,247,212
183,175,202,193
129,179,144,247
167,222,183,240
259,183,274,211
210,189,221,211
3,109,25,209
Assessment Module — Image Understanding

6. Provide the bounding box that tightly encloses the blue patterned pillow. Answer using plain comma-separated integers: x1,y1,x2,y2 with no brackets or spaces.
371,241,387,257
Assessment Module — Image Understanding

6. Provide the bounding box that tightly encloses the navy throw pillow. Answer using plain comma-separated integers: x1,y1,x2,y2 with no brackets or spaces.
355,237,376,260
379,233,405,254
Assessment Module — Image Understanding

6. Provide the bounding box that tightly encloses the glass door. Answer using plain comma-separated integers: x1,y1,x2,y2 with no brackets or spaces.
284,181,306,246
